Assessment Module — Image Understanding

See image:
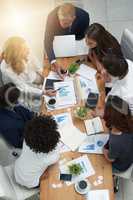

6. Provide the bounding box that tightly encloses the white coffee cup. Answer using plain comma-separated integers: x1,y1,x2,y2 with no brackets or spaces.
75,179,91,194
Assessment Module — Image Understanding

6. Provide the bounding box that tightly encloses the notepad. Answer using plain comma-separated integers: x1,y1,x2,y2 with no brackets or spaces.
84,117,104,135
60,155,95,184
53,35,88,57
87,189,109,200
76,64,97,80
78,134,109,154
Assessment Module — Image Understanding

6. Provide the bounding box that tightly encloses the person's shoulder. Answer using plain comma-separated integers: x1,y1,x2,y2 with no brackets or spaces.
47,6,59,19
75,7,89,17
126,59,133,68
15,105,31,113
109,133,122,145
1,60,8,70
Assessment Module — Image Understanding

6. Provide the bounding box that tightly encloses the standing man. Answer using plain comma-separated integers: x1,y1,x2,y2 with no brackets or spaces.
44,3,90,79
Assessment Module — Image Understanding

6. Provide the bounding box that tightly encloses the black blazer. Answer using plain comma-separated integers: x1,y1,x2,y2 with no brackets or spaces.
0,105,34,148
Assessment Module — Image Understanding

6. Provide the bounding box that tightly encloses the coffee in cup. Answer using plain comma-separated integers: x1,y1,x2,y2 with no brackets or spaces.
75,179,91,194
47,98,56,109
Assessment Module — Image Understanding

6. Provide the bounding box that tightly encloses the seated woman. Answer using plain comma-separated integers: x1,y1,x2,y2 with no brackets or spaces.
0,83,34,148
103,95,133,173
85,23,124,71
1,37,56,107
14,115,60,188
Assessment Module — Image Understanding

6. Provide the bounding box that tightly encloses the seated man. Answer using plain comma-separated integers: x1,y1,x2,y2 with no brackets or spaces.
95,55,133,117
0,83,34,148
14,115,60,188
44,3,90,78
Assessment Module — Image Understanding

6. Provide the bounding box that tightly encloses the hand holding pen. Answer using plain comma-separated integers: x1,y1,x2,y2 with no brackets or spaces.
44,86,68,97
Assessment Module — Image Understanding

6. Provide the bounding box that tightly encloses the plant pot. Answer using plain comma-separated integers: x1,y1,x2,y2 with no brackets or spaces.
73,106,89,120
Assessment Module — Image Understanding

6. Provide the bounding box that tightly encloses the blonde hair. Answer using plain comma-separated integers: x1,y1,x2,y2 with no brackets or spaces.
58,3,75,19
3,37,29,74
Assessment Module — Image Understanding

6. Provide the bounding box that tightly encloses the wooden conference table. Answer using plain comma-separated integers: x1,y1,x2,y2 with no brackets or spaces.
40,57,114,200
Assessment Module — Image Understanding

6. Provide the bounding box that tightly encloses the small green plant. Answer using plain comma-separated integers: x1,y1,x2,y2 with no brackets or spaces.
68,63,79,74
68,163,83,175
76,106,88,118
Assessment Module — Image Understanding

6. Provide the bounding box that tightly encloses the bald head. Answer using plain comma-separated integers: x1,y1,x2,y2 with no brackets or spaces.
58,3,76,28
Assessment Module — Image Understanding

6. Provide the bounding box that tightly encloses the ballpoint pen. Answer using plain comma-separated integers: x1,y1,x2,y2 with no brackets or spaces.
55,85,69,92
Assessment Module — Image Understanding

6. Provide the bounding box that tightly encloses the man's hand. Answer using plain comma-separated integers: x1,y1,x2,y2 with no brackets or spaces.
51,62,64,80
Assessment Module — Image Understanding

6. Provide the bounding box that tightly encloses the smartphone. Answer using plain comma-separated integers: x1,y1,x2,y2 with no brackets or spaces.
60,173,72,181
86,92,99,108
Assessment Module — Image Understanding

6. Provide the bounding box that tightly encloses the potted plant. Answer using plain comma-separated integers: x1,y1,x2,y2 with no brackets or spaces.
68,163,83,176
75,106,88,120
68,63,79,76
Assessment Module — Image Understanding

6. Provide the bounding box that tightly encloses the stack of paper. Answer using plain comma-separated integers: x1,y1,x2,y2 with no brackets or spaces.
76,64,99,94
60,155,95,184
86,189,109,200
53,35,88,57
76,64,97,80
75,39,89,55
59,124,87,151
54,112,73,128
84,117,104,135
78,134,109,154
57,141,71,153
74,76,98,101
54,80,77,108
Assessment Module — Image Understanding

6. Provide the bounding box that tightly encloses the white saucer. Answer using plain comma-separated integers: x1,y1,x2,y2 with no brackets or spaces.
74,180,91,195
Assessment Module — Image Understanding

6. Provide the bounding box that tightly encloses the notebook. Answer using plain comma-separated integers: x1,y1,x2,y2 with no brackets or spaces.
84,117,104,135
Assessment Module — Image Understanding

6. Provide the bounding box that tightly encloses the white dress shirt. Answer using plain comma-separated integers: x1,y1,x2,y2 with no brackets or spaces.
14,141,60,188
107,59,133,115
1,55,42,96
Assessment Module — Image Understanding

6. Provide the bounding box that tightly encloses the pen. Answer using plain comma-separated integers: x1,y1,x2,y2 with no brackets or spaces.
55,86,69,91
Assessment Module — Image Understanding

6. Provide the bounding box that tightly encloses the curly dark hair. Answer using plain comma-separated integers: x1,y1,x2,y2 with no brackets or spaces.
24,115,60,153
0,82,20,107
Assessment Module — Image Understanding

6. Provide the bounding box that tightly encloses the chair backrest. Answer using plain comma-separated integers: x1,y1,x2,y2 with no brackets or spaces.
0,135,21,166
4,164,39,200
114,163,133,179
121,29,133,61
0,165,16,200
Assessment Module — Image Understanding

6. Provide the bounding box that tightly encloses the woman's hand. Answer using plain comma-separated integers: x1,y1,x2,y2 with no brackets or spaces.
92,107,104,118
96,73,106,92
43,89,57,97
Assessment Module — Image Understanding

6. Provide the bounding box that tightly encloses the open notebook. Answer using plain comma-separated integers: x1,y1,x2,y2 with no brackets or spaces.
84,117,104,135
53,35,88,57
